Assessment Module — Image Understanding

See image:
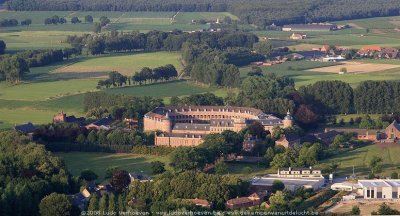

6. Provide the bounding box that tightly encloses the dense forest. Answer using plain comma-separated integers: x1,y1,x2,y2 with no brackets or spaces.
0,131,80,216
6,0,400,27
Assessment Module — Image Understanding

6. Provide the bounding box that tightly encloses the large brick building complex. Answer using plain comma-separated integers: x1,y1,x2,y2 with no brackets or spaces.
144,106,293,147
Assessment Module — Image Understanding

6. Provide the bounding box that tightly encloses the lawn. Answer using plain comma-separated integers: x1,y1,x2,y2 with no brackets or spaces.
318,143,400,177
56,152,171,181
56,52,183,76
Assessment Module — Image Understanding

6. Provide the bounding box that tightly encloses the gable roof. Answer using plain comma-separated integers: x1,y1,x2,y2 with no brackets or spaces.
359,46,382,52
280,133,300,142
187,198,212,208
387,120,400,131
226,197,252,205
14,122,36,133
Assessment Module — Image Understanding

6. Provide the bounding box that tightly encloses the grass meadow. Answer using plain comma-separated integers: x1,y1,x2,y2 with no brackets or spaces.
55,152,171,181
0,11,238,51
318,143,400,177
56,52,183,76
240,60,400,87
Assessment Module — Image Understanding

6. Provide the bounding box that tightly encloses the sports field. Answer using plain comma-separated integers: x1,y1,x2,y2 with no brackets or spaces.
318,143,400,177
55,152,171,181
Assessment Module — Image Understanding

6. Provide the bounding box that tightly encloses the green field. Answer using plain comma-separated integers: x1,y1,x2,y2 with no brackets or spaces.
56,152,171,181
240,60,400,87
318,144,400,177
0,11,236,41
0,11,237,51
0,50,230,128
56,52,183,76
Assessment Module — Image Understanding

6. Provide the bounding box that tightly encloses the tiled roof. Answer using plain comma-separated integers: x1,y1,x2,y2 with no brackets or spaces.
226,197,252,205
187,198,211,207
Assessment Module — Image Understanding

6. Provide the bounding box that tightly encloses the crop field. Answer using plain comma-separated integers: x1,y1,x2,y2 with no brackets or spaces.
56,52,183,76
318,143,400,177
0,11,236,33
240,60,400,87
0,31,77,52
56,152,171,181
308,61,400,74
303,34,400,48
0,11,237,51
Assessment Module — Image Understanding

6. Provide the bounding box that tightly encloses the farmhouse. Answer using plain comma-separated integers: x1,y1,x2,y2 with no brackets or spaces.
384,120,400,140
289,33,307,40
85,117,113,130
358,179,400,199
186,198,212,209
379,47,399,59
144,106,293,147
283,24,337,32
357,46,382,57
53,111,86,124
325,128,379,141
14,122,36,135
275,133,301,148
225,193,264,209
326,121,400,143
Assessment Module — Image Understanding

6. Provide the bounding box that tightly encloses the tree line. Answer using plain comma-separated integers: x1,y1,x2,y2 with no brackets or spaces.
34,123,154,153
0,18,32,27
7,0,400,28
67,29,258,55
0,48,80,83
132,64,178,85
97,65,178,89
83,92,163,114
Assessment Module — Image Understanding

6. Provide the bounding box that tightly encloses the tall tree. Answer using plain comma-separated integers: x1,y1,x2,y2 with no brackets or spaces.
39,193,72,216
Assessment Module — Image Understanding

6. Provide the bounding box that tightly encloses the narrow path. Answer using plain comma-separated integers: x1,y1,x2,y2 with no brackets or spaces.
171,11,180,23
